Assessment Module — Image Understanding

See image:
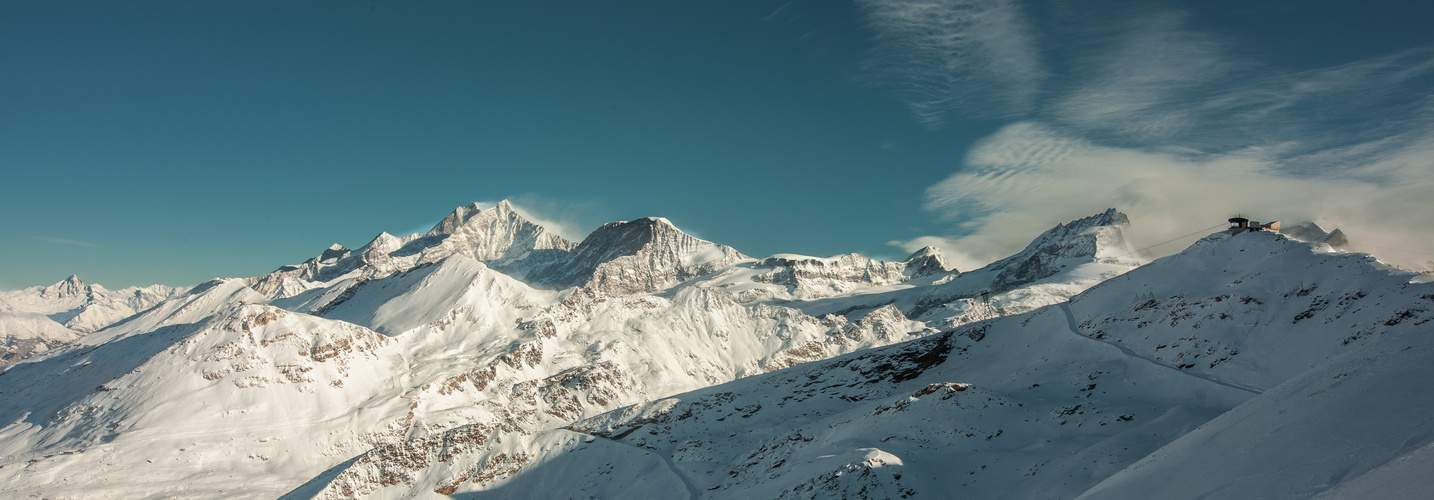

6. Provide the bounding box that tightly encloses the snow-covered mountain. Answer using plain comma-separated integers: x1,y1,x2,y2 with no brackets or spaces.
246,201,576,299
18,201,1388,499
308,228,1434,499
0,275,184,365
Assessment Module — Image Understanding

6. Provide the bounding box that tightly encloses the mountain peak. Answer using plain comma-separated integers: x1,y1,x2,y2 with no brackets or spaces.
527,216,746,293
904,246,954,277
1320,228,1349,249
1280,221,1329,243
416,200,577,274
986,208,1132,292
429,203,486,236
40,274,87,300
903,246,942,261
428,200,524,236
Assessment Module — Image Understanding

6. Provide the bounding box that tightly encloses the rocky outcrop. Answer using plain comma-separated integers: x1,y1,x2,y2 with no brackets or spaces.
903,246,954,278
988,208,1132,292
529,217,748,295
751,253,911,299
419,200,576,273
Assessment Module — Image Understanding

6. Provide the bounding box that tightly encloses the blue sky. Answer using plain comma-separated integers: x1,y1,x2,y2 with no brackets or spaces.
3,0,1433,289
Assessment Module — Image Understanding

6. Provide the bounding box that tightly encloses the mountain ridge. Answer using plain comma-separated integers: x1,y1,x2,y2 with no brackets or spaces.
320,227,1433,498
6,201,1402,499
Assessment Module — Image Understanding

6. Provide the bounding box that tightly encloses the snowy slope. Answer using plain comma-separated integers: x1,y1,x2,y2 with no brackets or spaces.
331,227,1434,499
0,301,408,498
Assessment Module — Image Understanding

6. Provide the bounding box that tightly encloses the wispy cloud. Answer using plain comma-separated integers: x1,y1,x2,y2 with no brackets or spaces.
857,0,1043,124
1052,16,1434,154
1052,12,1242,142
501,194,603,243
917,120,1434,270
34,235,98,247
763,1,794,22
873,4,1434,270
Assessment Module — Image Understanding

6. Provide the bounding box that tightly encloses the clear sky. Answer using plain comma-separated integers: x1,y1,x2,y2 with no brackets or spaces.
4,0,1433,290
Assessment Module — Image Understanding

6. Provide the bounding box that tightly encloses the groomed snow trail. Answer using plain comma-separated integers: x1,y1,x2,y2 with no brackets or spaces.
1057,302,1262,395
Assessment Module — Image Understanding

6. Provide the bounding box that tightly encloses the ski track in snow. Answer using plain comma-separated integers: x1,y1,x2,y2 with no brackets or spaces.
570,429,702,499
1057,301,1262,395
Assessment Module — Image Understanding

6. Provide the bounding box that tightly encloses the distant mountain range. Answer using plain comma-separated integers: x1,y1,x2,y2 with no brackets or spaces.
0,275,184,365
2,201,1425,499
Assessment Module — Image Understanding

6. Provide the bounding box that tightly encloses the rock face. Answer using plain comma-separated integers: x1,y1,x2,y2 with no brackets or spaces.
528,217,748,295
750,253,909,298
420,200,577,274
988,208,1132,292
1280,221,1330,243
1279,221,1351,250
1321,228,1349,249
902,246,953,278
744,248,957,301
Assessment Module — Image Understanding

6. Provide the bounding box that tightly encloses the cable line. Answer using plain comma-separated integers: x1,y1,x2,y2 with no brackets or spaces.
1113,223,1227,258
1353,244,1434,258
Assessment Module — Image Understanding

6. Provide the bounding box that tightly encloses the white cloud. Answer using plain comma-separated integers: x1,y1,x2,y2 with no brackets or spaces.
34,235,98,247
886,235,990,272
918,121,1434,271
858,0,1042,124
881,5,1434,271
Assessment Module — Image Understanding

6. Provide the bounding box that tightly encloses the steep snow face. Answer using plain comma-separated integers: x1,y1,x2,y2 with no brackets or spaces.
38,275,87,301
895,208,1140,326
349,227,1434,499
529,217,749,295
246,200,576,298
419,200,576,274
0,276,185,365
902,245,952,277
987,208,1134,292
